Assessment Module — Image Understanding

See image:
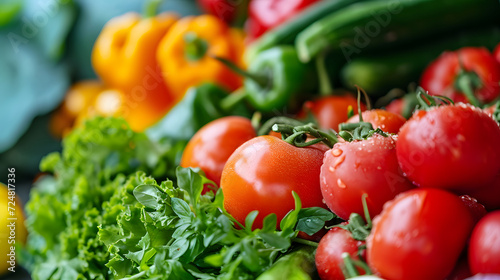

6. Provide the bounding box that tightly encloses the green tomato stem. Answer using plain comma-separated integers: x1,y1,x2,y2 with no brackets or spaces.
454,69,483,107
291,237,319,247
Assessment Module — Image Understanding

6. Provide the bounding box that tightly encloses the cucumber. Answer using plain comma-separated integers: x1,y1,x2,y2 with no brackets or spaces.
340,26,500,96
296,0,500,63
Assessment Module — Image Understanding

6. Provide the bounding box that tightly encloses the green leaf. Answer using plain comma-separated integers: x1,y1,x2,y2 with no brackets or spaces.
296,207,335,236
258,232,291,250
169,237,190,259
261,213,278,233
256,246,317,280
280,192,302,233
245,210,259,230
241,240,262,272
171,197,194,221
134,184,163,210
176,166,204,207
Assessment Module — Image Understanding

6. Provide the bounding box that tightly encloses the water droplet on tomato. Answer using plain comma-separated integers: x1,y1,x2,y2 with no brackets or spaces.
331,148,343,157
333,155,346,169
457,134,466,142
337,178,347,189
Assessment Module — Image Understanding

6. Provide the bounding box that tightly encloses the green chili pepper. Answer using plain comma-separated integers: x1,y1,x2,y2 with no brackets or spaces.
145,83,251,141
217,46,308,113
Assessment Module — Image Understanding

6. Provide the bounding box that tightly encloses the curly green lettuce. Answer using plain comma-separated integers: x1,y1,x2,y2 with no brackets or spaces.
22,116,333,280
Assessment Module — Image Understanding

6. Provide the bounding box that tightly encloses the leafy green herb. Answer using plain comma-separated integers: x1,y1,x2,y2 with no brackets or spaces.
23,116,328,279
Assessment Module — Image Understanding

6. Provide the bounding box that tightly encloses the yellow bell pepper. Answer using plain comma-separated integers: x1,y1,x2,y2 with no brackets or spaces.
91,12,178,131
156,14,245,102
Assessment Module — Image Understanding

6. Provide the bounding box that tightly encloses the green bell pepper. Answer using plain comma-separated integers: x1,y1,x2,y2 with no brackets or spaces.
245,46,307,112
218,46,308,113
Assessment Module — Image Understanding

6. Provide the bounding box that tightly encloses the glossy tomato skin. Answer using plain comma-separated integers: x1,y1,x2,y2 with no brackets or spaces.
180,116,256,190
221,135,328,229
345,109,407,134
315,226,366,280
396,103,500,192
367,188,475,280
320,134,414,220
301,95,365,131
468,210,500,274
420,47,500,104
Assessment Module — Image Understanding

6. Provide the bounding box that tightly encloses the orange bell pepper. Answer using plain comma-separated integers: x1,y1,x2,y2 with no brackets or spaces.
91,12,178,131
156,14,245,102
49,80,106,138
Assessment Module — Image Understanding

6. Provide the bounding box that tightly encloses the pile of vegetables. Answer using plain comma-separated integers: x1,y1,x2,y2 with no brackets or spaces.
3,0,500,279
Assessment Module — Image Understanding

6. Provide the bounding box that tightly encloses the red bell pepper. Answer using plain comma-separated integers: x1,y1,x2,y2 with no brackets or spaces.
245,0,321,41
197,0,248,24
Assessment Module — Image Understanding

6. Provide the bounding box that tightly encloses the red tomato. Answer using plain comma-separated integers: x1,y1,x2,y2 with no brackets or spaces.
468,210,500,274
180,116,256,191
345,109,407,134
221,135,328,229
385,92,419,120
396,103,500,192
320,133,414,221
420,47,500,105
484,103,497,117
445,256,472,280
367,188,475,280
459,195,488,225
315,226,366,280
301,95,365,131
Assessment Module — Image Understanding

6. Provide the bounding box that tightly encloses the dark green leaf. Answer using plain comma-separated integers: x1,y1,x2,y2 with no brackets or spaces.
296,207,335,236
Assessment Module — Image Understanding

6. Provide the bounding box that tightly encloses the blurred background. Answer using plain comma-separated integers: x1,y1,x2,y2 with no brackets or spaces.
0,0,201,196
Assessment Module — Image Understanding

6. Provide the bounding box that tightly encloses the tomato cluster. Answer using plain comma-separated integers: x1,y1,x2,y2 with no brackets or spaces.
180,45,500,280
